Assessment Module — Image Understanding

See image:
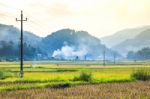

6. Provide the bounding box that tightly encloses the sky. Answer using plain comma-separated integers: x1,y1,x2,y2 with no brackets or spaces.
0,0,150,38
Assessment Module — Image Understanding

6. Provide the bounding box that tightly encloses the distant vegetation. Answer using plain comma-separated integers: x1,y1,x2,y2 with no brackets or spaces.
127,47,150,60
0,41,37,61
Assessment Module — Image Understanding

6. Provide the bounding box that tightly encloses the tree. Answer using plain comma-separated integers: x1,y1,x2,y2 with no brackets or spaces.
127,47,150,60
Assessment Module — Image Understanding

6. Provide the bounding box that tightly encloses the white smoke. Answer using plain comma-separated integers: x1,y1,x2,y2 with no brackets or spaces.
52,45,88,60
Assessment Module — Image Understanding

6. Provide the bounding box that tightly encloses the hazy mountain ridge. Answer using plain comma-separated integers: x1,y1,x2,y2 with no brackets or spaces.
40,29,118,60
1,23,150,59
0,24,42,47
113,29,150,55
101,26,150,48
0,24,119,60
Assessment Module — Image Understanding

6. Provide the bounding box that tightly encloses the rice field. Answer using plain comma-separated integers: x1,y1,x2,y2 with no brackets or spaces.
0,81,150,99
0,61,150,98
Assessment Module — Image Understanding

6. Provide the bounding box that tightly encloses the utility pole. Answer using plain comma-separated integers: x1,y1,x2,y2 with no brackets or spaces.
113,52,116,65
103,48,106,66
16,10,27,78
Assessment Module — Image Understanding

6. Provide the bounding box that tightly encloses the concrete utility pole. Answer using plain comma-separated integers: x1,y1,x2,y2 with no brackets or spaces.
16,10,27,78
103,48,106,66
113,53,116,65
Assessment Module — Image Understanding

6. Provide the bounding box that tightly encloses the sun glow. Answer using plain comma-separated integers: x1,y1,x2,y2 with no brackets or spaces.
0,0,150,38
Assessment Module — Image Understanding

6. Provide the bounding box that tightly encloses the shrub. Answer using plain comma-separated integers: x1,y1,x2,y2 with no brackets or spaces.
0,71,14,80
73,72,92,82
131,69,150,81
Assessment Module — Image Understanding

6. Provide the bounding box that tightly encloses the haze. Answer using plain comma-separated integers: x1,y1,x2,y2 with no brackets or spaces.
0,0,150,38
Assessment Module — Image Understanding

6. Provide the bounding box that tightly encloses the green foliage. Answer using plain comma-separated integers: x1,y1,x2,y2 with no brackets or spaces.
0,81,86,92
127,47,150,60
73,72,92,82
0,71,14,80
131,69,150,81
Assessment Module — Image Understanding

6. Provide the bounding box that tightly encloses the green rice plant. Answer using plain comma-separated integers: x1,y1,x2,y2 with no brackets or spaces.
73,72,92,82
131,69,150,81
0,81,88,92
0,71,14,80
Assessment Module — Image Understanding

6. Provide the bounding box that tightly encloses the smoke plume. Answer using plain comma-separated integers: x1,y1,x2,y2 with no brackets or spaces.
52,45,87,60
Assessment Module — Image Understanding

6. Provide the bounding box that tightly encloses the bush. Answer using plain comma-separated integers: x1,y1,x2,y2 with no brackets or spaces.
73,72,92,82
131,69,150,81
0,71,14,80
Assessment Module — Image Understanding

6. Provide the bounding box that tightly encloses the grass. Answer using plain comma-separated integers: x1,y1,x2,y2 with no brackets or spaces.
0,61,150,92
0,68,133,83
131,69,150,81
73,72,92,82
0,71,15,80
0,81,90,92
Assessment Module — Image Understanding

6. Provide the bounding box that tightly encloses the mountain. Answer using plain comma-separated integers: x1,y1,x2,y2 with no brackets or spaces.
101,26,150,48
0,24,42,61
0,23,119,60
40,29,119,60
0,24,42,47
113,29,150,56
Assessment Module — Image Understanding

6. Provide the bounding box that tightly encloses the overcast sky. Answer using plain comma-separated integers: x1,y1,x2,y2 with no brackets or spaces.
0,0,150,38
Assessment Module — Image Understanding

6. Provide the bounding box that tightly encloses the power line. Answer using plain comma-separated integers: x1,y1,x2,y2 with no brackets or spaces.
0,5,47,36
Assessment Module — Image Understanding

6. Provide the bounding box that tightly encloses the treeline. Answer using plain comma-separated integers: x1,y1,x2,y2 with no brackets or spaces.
127,47,150,60
0,41,38,61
